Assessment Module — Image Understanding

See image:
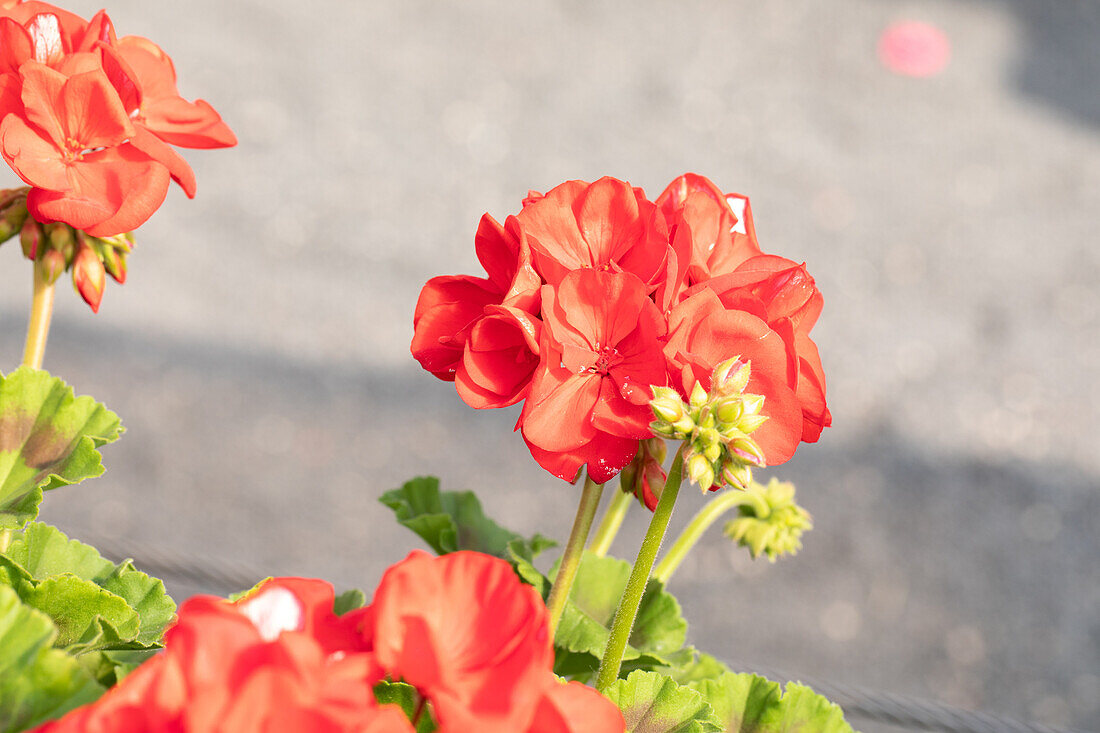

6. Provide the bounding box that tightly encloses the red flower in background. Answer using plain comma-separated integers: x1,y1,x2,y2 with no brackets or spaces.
372,550,552,732
35,554,625,733
34,579,397,733
0,1,234,236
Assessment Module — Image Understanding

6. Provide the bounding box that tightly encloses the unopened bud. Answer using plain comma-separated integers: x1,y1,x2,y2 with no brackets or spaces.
99,245,127,283
37,248,66,285
741,393,766,417
20,218,42,260
72,244,106,313
671,415,695,435
738,414,768,435
686,452,715,490
689,381,708,407
651,395,685,424
644,437,667,464
45,223,75,262
730,437,766,467
649,421,677,438
721,462,754,491
0,196,27,243
712,357,750,396
96,231,134,253
714,397,744,425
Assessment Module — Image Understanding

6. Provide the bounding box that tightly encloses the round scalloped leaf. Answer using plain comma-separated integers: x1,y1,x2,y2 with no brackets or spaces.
0,368,122,531
0,585,104,732
689,673,857,733
4,523,175,647
603,670,722,733
551,552,688,676
18,575,141,653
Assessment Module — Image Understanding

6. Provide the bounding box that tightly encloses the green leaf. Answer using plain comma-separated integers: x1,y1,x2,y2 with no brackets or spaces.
381,477,519,555
689,673,856,733
506,536,553,597
4,523,175,648
551,552,687,676
18,575,140,652
669,652,732,685
373,680,437,733
603,670,721,733
0,368,123,530
333,588,367,616
0,585,104,733
381,477,557,569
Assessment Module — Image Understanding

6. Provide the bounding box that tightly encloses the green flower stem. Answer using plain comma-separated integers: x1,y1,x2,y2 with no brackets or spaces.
0,529,11,554
596,447,685,691
589,487,633,557
545,473,605,638
653,487,752,584
22,269,56,370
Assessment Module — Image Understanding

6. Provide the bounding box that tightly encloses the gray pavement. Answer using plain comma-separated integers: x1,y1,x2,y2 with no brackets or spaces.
0,0,1098,730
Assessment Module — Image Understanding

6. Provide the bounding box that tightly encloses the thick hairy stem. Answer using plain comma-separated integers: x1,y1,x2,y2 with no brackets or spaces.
595,448,684,690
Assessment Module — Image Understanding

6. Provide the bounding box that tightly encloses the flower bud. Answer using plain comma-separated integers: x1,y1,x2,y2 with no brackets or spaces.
20,218,43,260
730,437,767,467
671,415,695,435
737,414,768,435
650,394,685,424
741,393,766,417
714,397,744,425
689,381,708,407
72,243,106,313
0,196,27,243
712,357,750,396
720,462,754,491
45,223,76,262
686,452,715,490
37,248,66,285
99,244,127,283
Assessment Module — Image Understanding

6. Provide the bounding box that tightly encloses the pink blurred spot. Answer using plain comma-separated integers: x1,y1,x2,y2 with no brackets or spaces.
878,21,951,78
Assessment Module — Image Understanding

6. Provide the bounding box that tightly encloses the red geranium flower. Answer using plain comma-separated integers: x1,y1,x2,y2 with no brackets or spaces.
370,550,553,733
691,255,831,442
412,213,541,383
528,680,628,733
656,172,762,284
34,579,400,733
519,269,667,482
517,176,678,290
1,60,171,236
454,304,542,408
0,2,233,236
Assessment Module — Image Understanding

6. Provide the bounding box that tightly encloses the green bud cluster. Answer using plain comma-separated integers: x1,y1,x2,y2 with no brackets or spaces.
649,357,769,491
723,478,812,561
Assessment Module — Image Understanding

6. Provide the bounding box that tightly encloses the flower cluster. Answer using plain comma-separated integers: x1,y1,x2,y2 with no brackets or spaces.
724,478,813,561
34,551,624,733
0,1,235,238
412,173,831,488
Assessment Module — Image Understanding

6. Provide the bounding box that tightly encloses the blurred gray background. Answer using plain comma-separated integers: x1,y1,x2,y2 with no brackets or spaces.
1,0,1098,730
